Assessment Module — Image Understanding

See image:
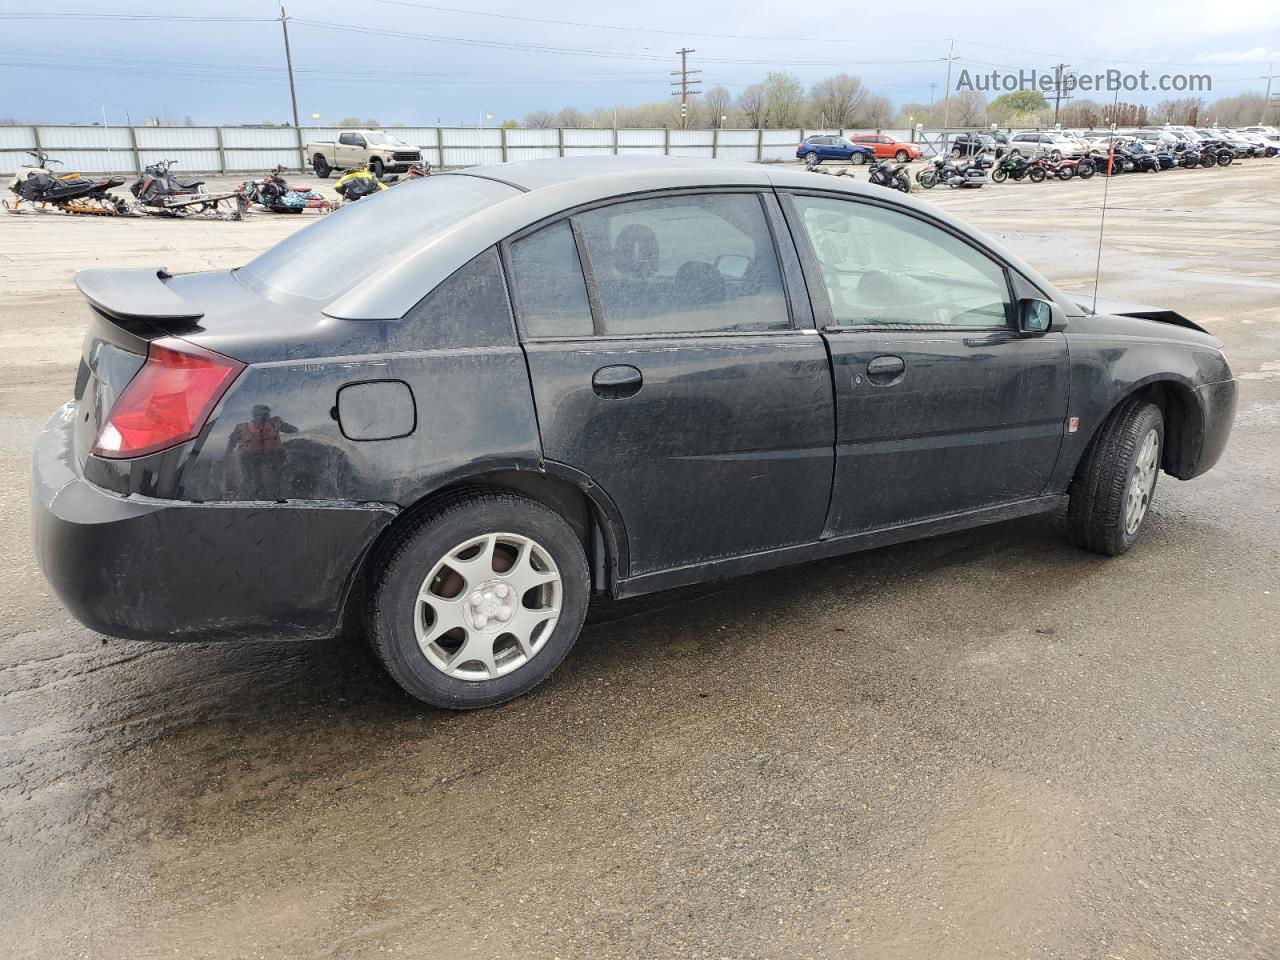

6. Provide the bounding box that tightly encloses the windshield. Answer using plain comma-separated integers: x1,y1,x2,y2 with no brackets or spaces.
365,132,408,146
236,174,516,310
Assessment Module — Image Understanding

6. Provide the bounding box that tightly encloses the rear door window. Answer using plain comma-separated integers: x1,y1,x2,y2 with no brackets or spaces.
575,193,790,336
508,220,594,338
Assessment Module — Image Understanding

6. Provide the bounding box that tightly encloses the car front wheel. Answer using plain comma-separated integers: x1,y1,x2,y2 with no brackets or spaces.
368,490,590,709
851,152,867,165
1067,400,1164,555
895,149,910,162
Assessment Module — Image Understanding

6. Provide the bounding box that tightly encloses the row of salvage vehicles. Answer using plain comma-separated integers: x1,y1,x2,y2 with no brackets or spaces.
4,150,430,219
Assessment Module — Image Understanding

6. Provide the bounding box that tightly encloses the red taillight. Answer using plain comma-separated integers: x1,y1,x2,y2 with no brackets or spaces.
92,337,245,459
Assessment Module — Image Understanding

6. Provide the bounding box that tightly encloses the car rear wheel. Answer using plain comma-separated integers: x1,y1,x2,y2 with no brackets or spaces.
312,154,331,178
367,489,590,709
1067,400,1164,555
804,151,819,164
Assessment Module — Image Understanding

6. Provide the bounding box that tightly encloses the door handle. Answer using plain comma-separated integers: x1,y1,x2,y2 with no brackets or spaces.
865,355,905,384
592,364,643,399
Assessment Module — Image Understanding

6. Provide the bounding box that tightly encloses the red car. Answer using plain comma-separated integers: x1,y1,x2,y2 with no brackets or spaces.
847,134,922,162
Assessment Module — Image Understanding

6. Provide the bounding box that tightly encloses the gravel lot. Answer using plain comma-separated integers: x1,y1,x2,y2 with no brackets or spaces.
2,160,1277,960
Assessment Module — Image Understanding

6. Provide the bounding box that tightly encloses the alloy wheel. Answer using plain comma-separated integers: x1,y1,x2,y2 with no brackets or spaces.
1125,429,1160,535
414,532,562,681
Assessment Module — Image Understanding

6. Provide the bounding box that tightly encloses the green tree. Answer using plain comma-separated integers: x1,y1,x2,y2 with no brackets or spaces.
988,91,1048,123
762,71,805,128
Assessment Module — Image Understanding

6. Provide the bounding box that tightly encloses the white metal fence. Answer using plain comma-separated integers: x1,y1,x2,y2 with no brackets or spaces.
0,124,965,176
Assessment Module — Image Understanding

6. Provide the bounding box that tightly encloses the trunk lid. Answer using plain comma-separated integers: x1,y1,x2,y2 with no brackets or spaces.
72,269,206,468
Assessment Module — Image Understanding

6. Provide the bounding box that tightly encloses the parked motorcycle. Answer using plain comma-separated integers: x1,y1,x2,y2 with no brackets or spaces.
916,155,986,189
238,165,333,214
5,150,129,215
989,154,1046,183
334,165,389,201
131,159,246,219
866,159,911,193
1116,143,1161,173
1171,141,1204,169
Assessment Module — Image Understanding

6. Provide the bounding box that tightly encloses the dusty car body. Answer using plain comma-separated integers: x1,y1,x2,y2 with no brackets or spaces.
32,156,1236,708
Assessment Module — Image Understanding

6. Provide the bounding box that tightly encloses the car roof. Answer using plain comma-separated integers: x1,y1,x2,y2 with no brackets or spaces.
325,156,1070,321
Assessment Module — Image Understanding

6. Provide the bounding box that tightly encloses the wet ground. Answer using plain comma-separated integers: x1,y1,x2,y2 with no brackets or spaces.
2,161,1278,959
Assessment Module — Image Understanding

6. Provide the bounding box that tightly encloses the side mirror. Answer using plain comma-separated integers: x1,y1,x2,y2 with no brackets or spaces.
1019,298,1055,334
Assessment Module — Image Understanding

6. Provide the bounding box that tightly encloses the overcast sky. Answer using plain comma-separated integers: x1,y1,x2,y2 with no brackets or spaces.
3,0,1277,125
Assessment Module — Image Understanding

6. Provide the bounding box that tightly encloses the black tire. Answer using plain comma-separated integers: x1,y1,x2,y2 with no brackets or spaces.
851,152,867,165
1067,400,1164,556
1217,151,1233,166
990,167,1008,184
804,151,819,165
895,149,910,163
312,154,331,179
894,173,911,193
367,489,590,709
1200,152,1217,168
1077,160,1096,179
1058,166,1075,181
369,157,385,178
1029,166,1047,182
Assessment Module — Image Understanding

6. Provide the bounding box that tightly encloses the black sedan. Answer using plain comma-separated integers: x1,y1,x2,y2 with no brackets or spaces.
32,157,1237,709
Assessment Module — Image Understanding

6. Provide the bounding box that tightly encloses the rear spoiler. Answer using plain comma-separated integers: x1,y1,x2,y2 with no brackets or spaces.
75,268,203,322
1068,292,1209,334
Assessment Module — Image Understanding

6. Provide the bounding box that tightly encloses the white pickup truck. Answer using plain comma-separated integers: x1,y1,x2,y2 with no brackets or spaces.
305,130,424,179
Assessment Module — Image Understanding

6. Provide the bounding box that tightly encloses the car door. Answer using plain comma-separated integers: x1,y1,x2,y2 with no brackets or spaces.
781,190,1070,537
819,137,840,160
507,190,836,578
337,133,365,166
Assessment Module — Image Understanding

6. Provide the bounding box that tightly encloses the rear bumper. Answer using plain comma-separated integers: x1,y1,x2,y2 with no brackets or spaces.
32,403,397,642
1190,378,1238,478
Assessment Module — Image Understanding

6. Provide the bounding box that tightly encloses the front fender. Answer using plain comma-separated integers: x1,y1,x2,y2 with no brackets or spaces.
1051,319,1234,489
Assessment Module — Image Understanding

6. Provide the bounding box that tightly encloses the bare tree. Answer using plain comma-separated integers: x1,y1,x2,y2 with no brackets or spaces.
737,84,766,128
1153,97,1205,125
807,74,866,127
852,95,893,129
523,111,555,129
762,71,805,128
950,90,987,127
704,85,733,127
556,107,588,128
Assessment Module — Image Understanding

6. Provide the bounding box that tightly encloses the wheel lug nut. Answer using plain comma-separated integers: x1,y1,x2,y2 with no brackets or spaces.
499,605,512,621
495,584,509,599
469,592,483,606
472,615,487,629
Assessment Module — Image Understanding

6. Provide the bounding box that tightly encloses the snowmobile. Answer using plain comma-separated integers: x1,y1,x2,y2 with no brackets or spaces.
334,164,389,201
130,159,246,219
238,166,333,214
5,151,130,215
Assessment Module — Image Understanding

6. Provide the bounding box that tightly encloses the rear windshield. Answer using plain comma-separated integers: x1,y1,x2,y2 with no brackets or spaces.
235,174,516,310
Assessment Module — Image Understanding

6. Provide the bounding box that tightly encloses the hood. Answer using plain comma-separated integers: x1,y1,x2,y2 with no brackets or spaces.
1065,291,1216,341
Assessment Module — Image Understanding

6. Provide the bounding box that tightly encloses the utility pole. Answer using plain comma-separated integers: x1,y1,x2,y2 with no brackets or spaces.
1052,63,1072,126
928,81,937,106
279,4,301,130
941,39,957,130
1264,65,1277,124
670,47,701,130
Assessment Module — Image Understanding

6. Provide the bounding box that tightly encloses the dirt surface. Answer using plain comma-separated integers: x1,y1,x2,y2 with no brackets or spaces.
2,161,1278,960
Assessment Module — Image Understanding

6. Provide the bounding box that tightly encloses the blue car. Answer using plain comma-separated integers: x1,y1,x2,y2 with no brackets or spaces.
796,135,874,165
